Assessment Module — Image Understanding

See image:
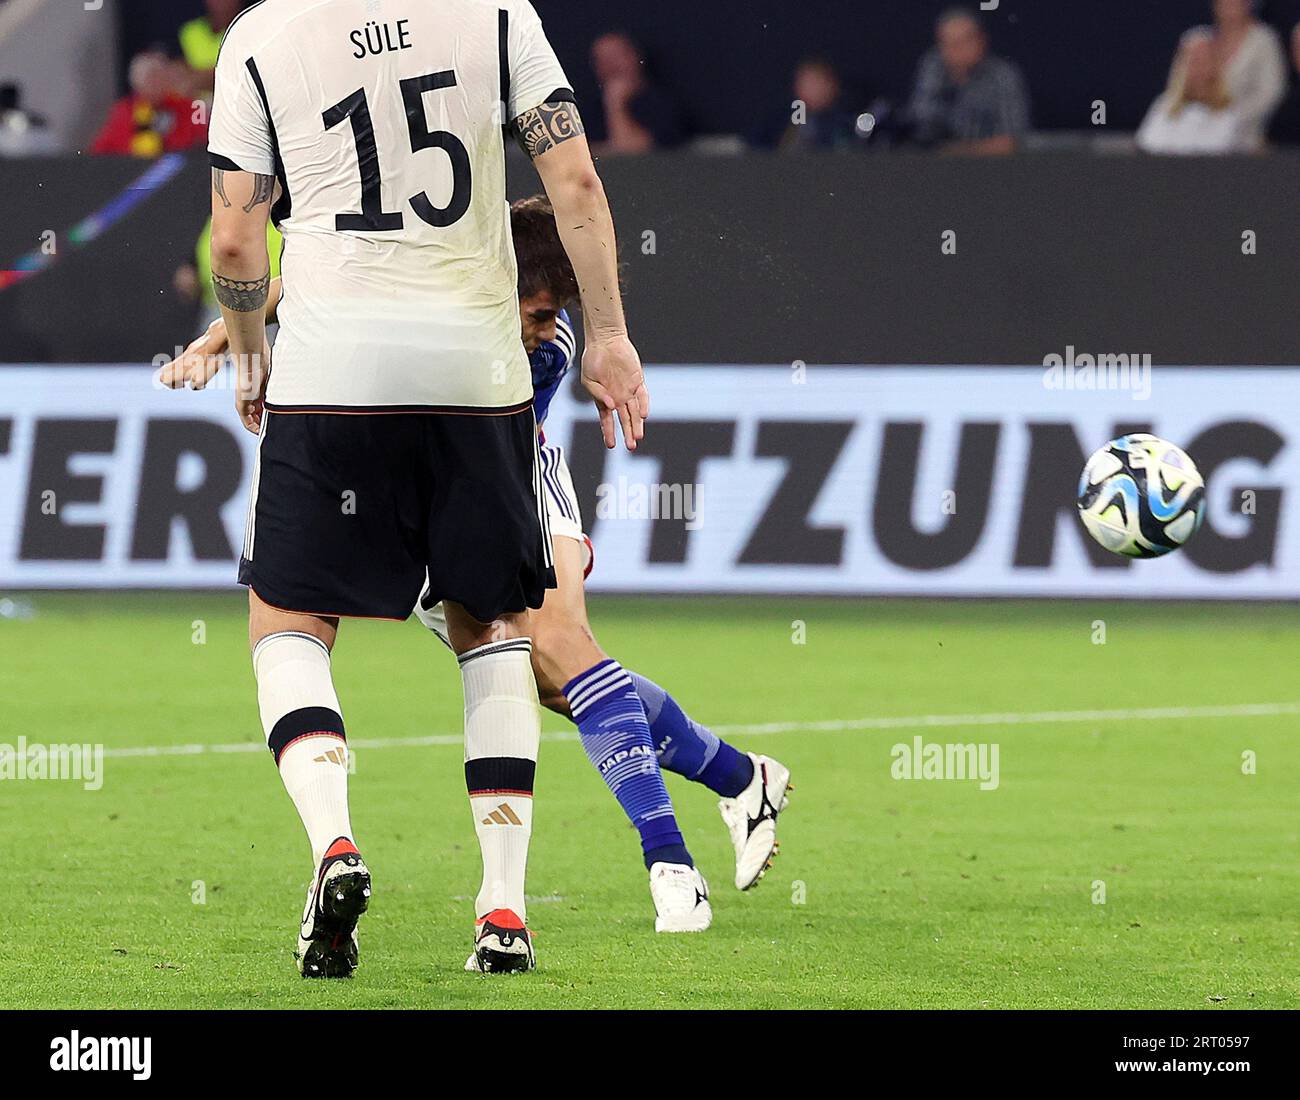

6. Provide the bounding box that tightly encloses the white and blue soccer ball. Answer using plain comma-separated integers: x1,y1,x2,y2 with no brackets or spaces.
1077,434,1206,558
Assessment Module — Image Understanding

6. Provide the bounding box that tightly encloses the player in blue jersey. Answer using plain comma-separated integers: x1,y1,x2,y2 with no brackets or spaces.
163,195,790,936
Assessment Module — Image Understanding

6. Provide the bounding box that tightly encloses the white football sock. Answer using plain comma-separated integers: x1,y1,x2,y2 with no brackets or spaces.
459,638,540,922
253,632,353,866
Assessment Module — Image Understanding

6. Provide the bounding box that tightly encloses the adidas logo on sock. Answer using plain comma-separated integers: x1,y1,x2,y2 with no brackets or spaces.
480,803,523,826
313,747,347,767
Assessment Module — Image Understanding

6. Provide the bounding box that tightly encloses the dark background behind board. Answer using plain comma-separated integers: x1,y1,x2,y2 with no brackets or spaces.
116,0,1300,133
2,151,1298,365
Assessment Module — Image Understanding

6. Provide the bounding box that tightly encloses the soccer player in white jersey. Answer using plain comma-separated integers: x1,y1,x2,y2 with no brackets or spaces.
206,0,648,976
167,198,792,939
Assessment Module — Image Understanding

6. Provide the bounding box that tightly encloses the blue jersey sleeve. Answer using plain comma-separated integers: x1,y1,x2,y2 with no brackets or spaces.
530,308,575,427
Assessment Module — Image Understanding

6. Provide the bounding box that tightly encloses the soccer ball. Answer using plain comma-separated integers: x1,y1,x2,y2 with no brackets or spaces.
1077,434,1206,558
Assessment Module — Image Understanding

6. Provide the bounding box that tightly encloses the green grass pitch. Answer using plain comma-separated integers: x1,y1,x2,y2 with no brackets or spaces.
1,593,1297,1009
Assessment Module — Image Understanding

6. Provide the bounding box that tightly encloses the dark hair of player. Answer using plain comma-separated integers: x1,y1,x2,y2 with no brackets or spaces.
511,195,580,306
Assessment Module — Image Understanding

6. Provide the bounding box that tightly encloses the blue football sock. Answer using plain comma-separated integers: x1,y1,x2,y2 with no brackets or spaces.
630,672,755,798
565,660,692,869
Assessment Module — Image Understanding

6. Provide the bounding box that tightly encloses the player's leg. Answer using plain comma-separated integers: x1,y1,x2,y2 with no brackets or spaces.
421,408,554,970
410,591,541,967
442,602,541,973
241,410,427,977
531,536,710,932
541,659,756,801
531,442,790,892
539,622,792,892
628,674,753,797
626,672,792,891
249,591,371,978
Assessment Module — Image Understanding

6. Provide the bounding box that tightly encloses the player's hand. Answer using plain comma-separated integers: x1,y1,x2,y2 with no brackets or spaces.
581,334,649,451
235,338,271,434
159,318,230,390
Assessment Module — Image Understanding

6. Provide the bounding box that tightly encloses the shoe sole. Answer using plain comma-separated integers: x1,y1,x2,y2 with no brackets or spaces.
655,913,712,933
738,776,793,891
473,943,534,973
299,864,371,979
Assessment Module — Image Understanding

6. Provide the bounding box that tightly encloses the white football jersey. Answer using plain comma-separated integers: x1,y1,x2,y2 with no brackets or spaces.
208,0,571,411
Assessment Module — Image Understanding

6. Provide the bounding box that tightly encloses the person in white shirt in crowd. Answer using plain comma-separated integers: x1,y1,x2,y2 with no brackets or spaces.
1138,32,1258,152
1138,32,1253,154
1166,0,1287,150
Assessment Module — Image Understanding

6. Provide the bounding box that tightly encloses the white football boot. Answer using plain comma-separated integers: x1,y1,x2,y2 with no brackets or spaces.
296,837,371,978
649,862,712,933
719,753,792,890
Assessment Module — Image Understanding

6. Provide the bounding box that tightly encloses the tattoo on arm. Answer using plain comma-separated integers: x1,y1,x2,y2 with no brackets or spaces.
512,100,586,159
212,270,271,313
212,168,276,213
243,173,276,212
213,168,231,208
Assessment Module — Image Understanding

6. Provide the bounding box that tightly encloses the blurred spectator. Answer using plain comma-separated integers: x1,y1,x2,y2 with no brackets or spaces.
905,7,1030,155
1266,22,1300,145
179,0,246,96
0,83,59,157
90,50,207,158
1173,0,1286,149
590,32,686,153
754,58,864,151
1137,32,1252,153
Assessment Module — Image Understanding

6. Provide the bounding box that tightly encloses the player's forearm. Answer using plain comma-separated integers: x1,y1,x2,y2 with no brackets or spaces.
211,243,270,358
210,167,275,357
518,100,628,344
549,174,627,344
